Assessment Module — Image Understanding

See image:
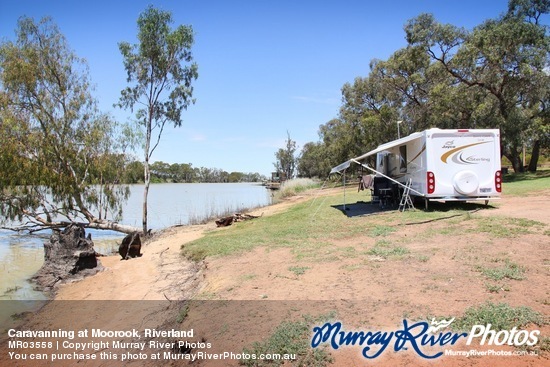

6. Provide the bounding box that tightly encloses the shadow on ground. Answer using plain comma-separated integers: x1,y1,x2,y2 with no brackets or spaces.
331,200,496,217
331,201,394,217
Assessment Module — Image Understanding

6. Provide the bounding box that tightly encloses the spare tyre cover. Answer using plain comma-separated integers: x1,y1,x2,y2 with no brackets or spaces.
453,170,479,195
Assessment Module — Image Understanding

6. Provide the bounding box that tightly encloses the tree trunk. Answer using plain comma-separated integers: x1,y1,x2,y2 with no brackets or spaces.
143,159,150,236
527,140,540,172
143,115,152,236
506,153,524,173
87,220,141,235
16,210,141,235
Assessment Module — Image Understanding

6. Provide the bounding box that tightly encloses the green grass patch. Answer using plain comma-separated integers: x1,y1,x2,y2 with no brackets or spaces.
474,216,544,238
502,169,550,183
502,171,550,196
180,187,543,263
182,189,470,261
181,191,379,261
477,259,526,281
366,240,410,259
484,283,510,293
453,302,546,331
369,225,397,237
240,315,333,367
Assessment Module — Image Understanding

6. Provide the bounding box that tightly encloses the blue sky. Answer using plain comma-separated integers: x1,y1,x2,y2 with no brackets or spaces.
1,1,516,176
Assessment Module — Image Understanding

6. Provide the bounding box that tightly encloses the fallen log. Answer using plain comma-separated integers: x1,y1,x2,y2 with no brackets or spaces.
215,213,262,227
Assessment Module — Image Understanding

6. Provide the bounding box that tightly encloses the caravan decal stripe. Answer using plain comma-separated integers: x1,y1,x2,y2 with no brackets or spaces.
440,142,489,164
409,143,426,164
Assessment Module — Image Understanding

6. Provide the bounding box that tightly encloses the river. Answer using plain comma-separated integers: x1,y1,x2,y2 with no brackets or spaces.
0,183,272,300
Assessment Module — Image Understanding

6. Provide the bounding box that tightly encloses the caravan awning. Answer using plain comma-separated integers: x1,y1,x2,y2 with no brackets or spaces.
329,160,352,175
354,132,424,161
330,131,424,174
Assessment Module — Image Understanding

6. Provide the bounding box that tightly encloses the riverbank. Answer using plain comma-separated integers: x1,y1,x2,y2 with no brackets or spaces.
52,190,309,301
0,182,272,301
1,178,549,366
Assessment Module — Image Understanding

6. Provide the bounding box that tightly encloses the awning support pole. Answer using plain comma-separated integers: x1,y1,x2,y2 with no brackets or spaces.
343,168,346,211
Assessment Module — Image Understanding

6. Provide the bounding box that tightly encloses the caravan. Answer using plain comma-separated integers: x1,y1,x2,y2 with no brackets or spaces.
331,128,502,208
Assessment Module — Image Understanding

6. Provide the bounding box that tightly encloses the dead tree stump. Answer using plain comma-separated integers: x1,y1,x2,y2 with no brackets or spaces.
119,232,142,260
32,224,102,291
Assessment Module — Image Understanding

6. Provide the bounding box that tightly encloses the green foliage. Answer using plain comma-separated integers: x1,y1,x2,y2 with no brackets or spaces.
405,3,549,172
118,7,198,127
297,142,330,179
240,315,333,367
117,5,198,233
0,17,133,231
274,131,298,180
297,0,550,177
453,302,546,331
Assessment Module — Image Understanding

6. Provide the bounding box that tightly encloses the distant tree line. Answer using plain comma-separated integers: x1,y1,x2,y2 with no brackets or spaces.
123,160,266,184
296,0,549,178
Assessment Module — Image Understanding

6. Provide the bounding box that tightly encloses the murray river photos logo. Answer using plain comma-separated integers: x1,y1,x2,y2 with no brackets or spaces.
310,318,540,359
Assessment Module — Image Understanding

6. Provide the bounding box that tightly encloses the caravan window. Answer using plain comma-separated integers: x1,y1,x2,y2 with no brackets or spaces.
399,145,407,173
376,152,389,176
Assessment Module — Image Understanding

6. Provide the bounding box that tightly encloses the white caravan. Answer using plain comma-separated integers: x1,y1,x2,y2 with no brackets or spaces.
331,128,502,208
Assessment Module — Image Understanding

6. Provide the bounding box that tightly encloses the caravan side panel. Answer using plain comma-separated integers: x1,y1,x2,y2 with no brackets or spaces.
425,129,501,200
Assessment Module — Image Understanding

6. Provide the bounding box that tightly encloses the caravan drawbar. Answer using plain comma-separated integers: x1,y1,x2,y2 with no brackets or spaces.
331,128,502,207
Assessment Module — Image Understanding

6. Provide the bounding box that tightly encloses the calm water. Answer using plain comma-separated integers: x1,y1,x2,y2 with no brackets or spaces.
0,183,272,300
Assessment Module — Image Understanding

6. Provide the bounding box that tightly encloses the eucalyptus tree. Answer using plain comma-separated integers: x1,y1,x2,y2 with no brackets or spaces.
117,6,198,234
405,0,549,172
0,17,138,233
297,141,332,179
274,131,298,180
340,69,401,150
317,118,352,168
